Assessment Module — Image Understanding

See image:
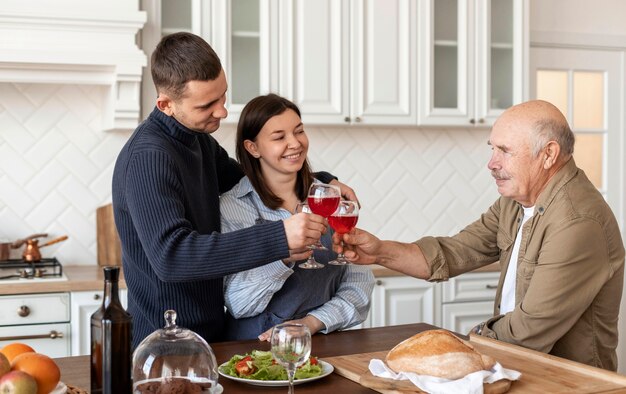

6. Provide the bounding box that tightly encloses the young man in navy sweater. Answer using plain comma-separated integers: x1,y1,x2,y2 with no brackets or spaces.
112,32,355,348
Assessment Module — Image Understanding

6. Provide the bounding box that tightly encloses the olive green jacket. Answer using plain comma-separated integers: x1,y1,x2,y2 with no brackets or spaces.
416,158,625,371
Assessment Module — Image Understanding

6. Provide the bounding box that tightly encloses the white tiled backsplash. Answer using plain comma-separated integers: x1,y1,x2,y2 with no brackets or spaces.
0,83,499,264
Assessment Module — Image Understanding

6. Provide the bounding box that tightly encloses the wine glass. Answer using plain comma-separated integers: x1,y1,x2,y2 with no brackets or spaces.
327,200,359,265
307,183,341,218
294,202,326,269
270,323,312,394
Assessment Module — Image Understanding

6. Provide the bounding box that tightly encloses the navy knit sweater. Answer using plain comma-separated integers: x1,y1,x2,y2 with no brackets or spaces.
112,108,291,348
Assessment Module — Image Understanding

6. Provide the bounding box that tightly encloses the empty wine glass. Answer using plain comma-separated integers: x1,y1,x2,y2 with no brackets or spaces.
270,323,312,394
327,200,359,265
307,183,340,218
294,202,326,269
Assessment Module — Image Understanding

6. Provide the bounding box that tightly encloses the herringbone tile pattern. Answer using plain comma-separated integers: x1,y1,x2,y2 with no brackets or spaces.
0,83,132,264
0,83,499,264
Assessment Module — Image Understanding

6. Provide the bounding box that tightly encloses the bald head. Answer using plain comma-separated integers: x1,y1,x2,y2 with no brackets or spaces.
498,100,575,161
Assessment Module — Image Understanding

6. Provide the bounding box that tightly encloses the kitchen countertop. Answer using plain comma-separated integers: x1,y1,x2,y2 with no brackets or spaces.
0,262,500,295
0,265,126,295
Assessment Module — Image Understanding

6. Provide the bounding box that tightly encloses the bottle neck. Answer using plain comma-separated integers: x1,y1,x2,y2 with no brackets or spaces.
102,279,120,308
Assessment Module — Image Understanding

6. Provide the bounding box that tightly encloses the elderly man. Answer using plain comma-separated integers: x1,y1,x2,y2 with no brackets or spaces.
335,100,625,371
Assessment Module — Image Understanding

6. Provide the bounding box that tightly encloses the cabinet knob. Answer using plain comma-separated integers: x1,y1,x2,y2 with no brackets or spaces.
93,294,101,300
49,330,63,339
469,118,476,124
17,305,30,317
355,117,362,123
376,280,383,286
478,118,485,124
344,117,351,123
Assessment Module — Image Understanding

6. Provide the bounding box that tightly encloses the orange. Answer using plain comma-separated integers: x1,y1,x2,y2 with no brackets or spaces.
0,342,35,363
11,352,60,394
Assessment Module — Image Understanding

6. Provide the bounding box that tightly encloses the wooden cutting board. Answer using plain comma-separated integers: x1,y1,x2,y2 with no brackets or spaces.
325,334,626,393
96,203,122,266
326,350,510,394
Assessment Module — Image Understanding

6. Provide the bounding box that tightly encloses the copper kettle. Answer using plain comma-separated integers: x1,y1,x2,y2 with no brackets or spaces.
20,235,68,262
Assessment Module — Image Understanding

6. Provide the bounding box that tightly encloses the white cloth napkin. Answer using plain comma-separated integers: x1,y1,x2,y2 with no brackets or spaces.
369,359,521,394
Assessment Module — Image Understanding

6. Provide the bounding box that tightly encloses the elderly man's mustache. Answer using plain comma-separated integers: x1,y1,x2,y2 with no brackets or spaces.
491,171,510,180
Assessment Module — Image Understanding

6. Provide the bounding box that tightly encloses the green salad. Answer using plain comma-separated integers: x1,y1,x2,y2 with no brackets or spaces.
221,350,323,381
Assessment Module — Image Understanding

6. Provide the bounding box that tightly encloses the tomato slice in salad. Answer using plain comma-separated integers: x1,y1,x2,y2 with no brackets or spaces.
235,355,256,376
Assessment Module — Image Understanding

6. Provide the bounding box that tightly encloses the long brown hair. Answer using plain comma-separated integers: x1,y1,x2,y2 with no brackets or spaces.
151,32,222,100
237,94,314,210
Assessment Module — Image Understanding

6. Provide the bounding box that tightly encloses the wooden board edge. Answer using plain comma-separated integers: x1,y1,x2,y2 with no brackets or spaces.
469,334,626,385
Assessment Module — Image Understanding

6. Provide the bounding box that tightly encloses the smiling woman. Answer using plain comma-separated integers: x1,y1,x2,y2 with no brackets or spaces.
220,93,374,342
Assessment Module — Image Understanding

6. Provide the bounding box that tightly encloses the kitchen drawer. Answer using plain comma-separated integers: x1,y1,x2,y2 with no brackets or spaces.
442,272,499,303
0,292,70,326
442,301,494,334
0,323,70,358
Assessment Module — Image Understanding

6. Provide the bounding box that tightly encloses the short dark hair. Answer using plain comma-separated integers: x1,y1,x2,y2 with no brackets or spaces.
237,94,314,210
151,32,222,100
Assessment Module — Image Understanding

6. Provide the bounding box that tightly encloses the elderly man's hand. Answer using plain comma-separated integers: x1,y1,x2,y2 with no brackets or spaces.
332,228,381,265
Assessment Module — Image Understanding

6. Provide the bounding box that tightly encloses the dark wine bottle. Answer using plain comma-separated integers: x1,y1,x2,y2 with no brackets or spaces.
91,266,133,394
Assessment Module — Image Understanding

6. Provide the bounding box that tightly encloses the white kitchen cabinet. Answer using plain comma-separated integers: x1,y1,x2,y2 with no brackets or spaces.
418,0,528,126
0,293,71,358
281,0,418,125
369,277,439,328
70,289,128,356
147,0,417,126
141,0,278,122
148,0,279,123
440,271,499,333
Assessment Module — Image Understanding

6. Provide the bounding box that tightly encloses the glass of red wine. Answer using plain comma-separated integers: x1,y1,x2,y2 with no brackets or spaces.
327,200,359,265
307,183,341,219
294,202,326,269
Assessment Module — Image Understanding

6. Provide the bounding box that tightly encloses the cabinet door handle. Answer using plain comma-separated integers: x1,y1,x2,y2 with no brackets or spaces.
344,116,351,123
469,118,476,124
0,330,64,341
485,284,498,289
478,118,485,124
93,294,101,300
17,305,30,317
376,280,383,286
355,117,362,123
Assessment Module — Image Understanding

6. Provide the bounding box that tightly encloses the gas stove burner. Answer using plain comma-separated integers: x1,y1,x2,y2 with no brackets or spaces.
0,257,63,281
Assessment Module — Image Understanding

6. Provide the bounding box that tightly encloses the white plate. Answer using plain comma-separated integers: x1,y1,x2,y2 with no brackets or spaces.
218,360,334,387
50,381,67,394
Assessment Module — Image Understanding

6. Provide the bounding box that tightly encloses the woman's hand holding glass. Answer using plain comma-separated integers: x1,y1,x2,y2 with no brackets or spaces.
270,323,312,394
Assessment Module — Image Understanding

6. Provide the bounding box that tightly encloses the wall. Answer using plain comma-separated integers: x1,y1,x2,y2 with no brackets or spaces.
0,82,499,264
530,0,626,36
0,83,132,263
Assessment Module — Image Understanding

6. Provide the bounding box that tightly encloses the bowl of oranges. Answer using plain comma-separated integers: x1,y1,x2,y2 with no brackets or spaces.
0,342,62,394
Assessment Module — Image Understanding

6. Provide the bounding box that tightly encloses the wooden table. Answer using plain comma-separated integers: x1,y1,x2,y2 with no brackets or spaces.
56,323,626,393
56,323,433,393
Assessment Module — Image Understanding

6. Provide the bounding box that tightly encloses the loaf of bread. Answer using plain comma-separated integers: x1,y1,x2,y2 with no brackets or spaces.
385,329,495,380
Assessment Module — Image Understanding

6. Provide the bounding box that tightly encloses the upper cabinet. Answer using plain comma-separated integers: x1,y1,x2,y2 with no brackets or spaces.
280,0,418,125
154,0,279,122
418,0,528,126
145,0,527,127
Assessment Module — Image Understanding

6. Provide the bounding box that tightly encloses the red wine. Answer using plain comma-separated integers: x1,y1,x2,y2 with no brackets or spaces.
328,214,358,234
91,266,132,394
307,196,340,217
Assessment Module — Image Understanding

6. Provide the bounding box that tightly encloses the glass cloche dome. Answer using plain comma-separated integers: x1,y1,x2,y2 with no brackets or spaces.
132,310,220,393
